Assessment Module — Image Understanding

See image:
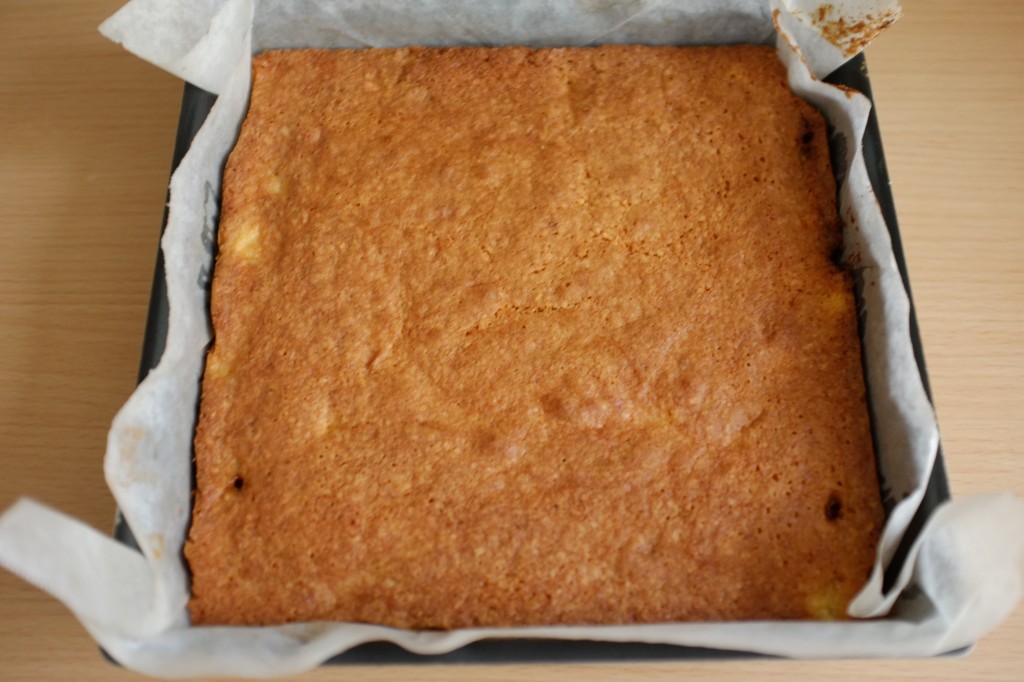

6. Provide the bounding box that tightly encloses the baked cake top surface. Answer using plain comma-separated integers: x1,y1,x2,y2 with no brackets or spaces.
186,45,884,628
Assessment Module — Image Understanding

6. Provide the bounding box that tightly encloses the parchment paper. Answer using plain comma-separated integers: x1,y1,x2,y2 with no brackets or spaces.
2,0,1023,677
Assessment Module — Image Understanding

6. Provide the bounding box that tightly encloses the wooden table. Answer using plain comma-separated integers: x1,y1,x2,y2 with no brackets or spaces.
2,1,1021,679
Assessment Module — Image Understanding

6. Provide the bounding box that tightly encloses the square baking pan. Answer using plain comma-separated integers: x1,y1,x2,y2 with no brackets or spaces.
111,51,951,664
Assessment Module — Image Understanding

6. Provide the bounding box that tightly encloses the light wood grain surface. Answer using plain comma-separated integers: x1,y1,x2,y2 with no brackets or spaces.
1,0,1021,679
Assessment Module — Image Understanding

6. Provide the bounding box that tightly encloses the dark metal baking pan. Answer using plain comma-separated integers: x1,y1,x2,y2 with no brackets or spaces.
110,50,951,664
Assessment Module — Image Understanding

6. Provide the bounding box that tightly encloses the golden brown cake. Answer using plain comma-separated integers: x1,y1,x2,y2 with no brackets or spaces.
185,45,885,628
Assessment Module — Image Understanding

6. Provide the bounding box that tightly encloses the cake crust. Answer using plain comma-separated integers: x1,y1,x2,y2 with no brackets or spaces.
186,45,885,628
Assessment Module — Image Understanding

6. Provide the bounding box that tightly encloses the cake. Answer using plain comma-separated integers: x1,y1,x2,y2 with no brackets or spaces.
185,45,885,628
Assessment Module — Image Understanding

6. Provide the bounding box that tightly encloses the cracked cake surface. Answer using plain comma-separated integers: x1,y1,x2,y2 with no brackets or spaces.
185,45,885,627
